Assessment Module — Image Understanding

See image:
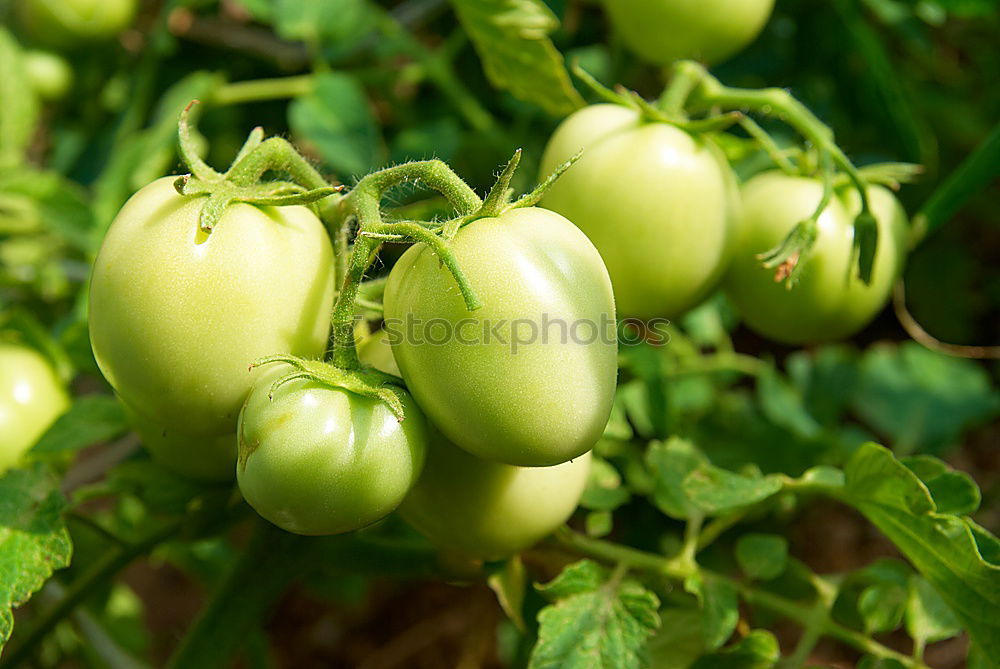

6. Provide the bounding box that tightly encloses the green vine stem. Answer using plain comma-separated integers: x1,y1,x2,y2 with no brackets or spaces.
552,528,929,669
210,75,314,107
326,159,484,370
663,61,880,284
0,519,184,669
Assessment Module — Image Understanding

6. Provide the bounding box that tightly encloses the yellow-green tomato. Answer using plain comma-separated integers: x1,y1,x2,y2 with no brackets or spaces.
23,50,72,100
401,433,591,560
236,364,427,536
724,172,909,344
0,343,69,473
126,405,237,482
384,207,617,468
605,0,775,66
89,177,335,438
15,0,137,49
540,104,740,319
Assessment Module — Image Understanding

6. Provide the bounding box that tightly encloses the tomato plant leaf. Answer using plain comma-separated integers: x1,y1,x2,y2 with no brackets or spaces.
757,363,823,439
901,455,981,516
450,0,585,117
844,442,1000,657
288,71,382,180
488,556,527,630
904,575,961,648
646,607,704,669
31,395,128,455
689,629,780,669
684,573,739,651
646,438,707,520
735,534,789,581
530,559,660,669
0,463,72,648
580,457,630,512
851,342,1000,454
683,465,784,515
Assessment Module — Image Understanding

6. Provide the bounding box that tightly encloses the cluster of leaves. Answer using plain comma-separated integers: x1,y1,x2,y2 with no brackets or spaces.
0,0,997,667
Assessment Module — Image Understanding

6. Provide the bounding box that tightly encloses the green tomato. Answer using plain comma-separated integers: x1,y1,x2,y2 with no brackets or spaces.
15,0,137,49
236,364,427,536
384,206,617,467
401,433,591,559
724,171,909,344
540,104,740,319
89,177,335,441
605,0,775,65
23,50,72,100
0,343,69,474
358,329,592,559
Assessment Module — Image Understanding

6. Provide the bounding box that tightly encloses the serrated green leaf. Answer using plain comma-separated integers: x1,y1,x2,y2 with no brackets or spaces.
690,629,780,669
905,575,961,647
736,534,789,581
531,560,660,669
288,71,381,179
272,0,376,49
31,395,128,455
0,464,72,646
685,574,738,651
646,438,706,520
646,608,704,669
844,443,1000,657
0,28,40,169
684,465,784,515
450,0,584,116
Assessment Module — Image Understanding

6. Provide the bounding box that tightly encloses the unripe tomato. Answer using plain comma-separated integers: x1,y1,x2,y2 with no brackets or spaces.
23,50,72,101
0,343,69,474
89,177,335,438
236,364,427,536
358,329,592,559
384,206,617,467
604,0,775,66
15,0,137,49
540,104,740,319
724,172,909,344
401,433,591,559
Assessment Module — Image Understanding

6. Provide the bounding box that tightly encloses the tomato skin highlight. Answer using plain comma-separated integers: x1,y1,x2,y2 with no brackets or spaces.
236,364,428,536
540,104,740,319
724,171,909,344
0,343,69,474
15,0,137,49
604,0,775,66
89,177,335,441
384,206,617,468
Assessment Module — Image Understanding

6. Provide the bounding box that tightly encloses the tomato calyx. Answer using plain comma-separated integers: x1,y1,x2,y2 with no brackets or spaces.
173,101,342,233
250,355,407,421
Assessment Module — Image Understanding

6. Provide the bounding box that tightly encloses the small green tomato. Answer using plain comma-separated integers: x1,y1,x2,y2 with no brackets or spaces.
236,364,428,536
0,343,69,474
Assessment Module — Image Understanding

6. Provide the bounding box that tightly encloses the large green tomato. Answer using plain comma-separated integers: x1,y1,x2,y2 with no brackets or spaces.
384,207,617,467
724,171,909,344
401,435,591,559
604,0,775,66
236,364,427,536
89,177,335,440
540,104,740,319
15,0,137,49
0,343,69,474
359,330,592,559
